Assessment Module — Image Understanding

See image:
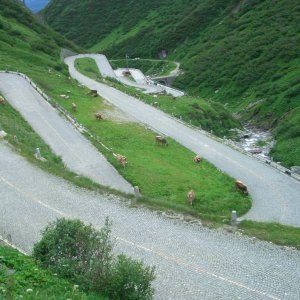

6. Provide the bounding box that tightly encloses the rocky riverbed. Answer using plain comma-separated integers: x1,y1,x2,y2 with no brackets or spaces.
229,126,275,160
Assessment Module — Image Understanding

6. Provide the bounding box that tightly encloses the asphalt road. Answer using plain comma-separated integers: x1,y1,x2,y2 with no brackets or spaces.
75,54,184,96
1,141,300,300
66,55,300,227
0,73,133,194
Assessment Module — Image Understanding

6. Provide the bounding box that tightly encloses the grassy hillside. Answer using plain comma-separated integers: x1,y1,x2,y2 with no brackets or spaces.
0,0,80,75
43,0,300,167
0,0,251,222
76,58,241,138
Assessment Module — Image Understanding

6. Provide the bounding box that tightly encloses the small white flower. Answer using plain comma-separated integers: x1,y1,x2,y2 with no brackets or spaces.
26,288,33,293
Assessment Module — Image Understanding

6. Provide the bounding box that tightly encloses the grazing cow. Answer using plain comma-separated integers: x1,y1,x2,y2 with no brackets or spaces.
193,155,202,163
187,190,196,206
235,180,248,195
95,112,103,120
71,103,77,112
115,154,127,168
155,135,168,146
0,96,5,105
89,90,98,97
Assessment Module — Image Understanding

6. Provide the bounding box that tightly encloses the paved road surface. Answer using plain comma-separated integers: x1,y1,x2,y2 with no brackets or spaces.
75,54,184,96
66,55,300,227
115,68,150,85
1,142,299,300
0,73,133,194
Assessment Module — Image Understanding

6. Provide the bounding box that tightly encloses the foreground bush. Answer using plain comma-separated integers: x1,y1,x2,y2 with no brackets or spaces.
33,218,155,299
106,255,155,300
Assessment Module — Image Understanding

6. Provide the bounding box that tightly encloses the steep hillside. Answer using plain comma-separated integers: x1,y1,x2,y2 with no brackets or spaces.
44,0,300,167
0,0,80,73
43,0,170,48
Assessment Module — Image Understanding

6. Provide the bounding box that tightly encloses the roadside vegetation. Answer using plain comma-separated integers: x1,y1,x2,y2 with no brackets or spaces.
0,219,155,299
238,221,300,250
109,59,177,77
0,243,104,299
33,218,155,300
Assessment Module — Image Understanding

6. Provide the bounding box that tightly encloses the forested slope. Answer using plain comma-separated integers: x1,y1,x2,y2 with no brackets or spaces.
44,0,300,167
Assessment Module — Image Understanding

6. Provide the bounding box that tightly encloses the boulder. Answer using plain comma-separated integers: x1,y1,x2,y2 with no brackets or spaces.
0,130,7,138
249,148,262,154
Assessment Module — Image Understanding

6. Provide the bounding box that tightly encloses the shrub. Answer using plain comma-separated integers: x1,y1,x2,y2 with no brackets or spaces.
33,218,155,299
33,218,113,283
106,255,155,300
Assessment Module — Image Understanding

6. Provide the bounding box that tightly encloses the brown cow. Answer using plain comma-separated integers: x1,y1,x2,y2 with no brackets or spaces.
95,112,103,120
187,190,196,206
0,96,5,105
89,90,98,97
193,155,202,163
155,135,168,146
115,154,127,168
71,103,77,112
235,180,248,195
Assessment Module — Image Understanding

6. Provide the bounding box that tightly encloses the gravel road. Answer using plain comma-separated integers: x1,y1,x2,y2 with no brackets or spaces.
65,55,300,227
1,142,300,300
0,73,133,194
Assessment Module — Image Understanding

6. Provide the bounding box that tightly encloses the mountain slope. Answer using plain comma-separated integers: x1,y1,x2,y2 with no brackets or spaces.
43,0,300,167
0,0,79,73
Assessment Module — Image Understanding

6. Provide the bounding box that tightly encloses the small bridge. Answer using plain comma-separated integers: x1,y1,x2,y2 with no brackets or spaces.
151,75,177,87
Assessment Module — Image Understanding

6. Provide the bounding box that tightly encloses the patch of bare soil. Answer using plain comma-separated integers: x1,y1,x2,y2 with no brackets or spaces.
98,100,138,123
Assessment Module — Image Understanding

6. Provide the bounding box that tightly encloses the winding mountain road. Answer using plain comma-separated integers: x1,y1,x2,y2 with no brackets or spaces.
75,54,184,96
0,72,133,194
1,141,300,300
66,54,300,227
1,61,300,299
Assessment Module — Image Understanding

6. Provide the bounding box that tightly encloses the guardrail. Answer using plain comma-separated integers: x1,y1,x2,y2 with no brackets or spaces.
1,70,299,182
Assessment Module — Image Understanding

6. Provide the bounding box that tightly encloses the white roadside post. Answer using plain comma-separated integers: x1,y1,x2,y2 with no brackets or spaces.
35,147,41,159
231,210,238,226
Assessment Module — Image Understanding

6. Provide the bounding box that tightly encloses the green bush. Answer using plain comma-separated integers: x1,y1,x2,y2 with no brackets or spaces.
33,218,155,299
33,218,113,283
106,255,155,300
